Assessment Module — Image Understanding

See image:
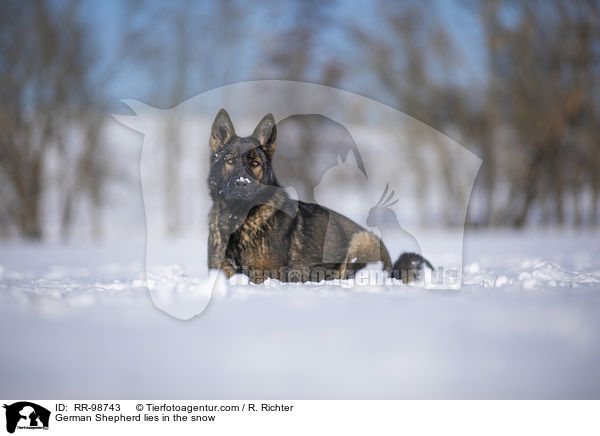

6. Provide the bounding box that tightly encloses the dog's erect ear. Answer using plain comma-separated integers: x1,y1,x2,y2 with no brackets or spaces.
210,109,236,153
252,113,277,159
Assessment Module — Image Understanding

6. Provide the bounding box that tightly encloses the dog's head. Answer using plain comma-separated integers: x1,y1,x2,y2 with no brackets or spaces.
208,109,279,204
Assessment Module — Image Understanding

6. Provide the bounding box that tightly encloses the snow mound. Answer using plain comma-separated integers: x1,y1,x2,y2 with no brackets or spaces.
146,265,228,319
518,262,600,289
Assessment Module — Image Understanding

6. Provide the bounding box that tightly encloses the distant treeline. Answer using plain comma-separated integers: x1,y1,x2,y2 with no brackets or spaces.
1,0,598,239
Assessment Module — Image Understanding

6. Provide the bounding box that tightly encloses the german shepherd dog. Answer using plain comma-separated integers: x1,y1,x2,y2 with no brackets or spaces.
207,109,432,284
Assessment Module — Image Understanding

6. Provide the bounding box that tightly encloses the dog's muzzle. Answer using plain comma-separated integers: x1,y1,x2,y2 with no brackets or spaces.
223,176,257,200
233,176,251,188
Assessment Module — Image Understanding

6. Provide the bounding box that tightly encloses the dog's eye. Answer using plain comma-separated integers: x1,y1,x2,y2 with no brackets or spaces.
249,159,261,167
225,157,234,165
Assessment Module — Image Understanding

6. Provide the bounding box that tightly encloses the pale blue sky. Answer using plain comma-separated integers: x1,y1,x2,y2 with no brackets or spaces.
77,0,488,111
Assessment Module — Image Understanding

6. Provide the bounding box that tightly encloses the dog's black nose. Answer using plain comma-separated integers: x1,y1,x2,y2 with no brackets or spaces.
233,176,251,188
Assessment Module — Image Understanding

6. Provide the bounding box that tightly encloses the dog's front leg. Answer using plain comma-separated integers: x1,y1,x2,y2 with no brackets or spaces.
208,231,236,278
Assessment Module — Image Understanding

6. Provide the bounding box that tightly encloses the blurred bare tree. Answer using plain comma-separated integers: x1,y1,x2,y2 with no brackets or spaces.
352,2,471,226
122,0,245,236
350,0,600,227
0,0,110,239
477,0,600,227
255,0,347,200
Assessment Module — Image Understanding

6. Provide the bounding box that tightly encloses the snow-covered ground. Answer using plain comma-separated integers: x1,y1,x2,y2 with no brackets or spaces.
1,230,600,399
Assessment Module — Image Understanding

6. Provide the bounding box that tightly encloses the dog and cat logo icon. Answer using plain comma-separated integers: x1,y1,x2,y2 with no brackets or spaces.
3,402,50,433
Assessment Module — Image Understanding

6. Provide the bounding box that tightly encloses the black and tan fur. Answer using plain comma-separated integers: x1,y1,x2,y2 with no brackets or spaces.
207,109,431,284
